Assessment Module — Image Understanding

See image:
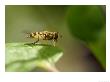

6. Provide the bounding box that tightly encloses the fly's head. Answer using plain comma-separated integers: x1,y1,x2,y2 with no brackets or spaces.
26,32,35,38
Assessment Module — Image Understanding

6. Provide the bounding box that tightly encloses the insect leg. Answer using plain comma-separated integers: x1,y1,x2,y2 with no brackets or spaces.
33,37,39,44
52,39,57,46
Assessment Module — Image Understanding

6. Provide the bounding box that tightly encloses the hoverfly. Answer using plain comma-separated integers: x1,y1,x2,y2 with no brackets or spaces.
25,31,62,46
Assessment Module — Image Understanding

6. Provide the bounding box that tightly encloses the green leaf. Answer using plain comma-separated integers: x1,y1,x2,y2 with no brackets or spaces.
89,27,106,68
67,6,106,68
5,43,63,72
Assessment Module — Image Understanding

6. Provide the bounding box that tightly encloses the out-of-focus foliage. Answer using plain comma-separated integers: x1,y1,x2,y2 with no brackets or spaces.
67,6,106,68
6,43,63,71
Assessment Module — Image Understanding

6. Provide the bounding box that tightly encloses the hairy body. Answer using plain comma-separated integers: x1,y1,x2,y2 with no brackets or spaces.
26,31,59,46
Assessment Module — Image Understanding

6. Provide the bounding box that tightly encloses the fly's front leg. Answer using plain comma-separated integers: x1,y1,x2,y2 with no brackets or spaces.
33,37,39,44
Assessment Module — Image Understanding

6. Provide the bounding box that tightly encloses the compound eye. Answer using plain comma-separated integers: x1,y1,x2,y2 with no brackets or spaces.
30,33,35,38
30,34,32,37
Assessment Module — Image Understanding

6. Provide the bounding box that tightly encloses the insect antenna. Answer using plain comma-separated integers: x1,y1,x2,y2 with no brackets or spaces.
22,30,31,38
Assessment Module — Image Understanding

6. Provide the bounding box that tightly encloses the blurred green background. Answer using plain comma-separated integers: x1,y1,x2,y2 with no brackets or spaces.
5,5,106,72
